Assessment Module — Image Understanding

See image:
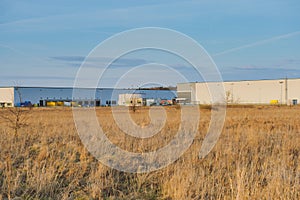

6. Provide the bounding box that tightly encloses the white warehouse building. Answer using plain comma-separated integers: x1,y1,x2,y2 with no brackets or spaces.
0,87,14,107
177,78,300,105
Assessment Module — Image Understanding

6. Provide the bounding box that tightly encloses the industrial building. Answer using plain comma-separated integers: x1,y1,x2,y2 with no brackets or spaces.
0,87,14,107
2,78,300,107
177,78,300,105
0,86,176,107
118,93,144,107
118,93,172,107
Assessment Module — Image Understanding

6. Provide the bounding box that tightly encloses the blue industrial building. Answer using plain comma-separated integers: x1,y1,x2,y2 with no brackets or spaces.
0,86,176,107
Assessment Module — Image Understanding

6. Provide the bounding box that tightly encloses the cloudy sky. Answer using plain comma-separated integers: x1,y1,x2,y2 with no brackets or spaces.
0,0,300,87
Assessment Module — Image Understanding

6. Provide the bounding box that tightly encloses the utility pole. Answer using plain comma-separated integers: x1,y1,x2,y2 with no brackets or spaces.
279,81,284,105
285,77,288,105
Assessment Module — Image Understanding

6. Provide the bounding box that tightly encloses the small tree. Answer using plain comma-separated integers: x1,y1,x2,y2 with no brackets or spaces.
225,90,241,105
130,96,137,112
226,90,232,104
0,86,30,136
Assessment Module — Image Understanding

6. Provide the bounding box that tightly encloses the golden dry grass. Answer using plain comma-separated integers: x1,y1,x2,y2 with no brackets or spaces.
0,106,299,199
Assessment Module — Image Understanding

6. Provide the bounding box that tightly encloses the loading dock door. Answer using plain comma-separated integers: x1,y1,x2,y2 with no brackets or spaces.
96,100,101,107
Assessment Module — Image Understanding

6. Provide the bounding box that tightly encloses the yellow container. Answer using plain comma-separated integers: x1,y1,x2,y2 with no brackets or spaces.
47,101,56,107
71,101,78,107
270,100,279,105
56,101,64,106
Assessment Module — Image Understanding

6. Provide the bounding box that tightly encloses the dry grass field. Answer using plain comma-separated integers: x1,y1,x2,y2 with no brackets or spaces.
0,106,299,199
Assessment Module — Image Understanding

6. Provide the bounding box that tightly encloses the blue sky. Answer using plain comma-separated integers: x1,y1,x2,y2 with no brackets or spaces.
0,0,300,87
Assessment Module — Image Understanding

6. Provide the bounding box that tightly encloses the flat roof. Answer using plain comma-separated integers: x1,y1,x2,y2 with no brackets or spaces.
177,77,300,85
0,86,128,90
0,86,176,90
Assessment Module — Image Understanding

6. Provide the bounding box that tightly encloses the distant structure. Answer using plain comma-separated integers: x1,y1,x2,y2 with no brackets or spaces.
0,87,176,107
3,78,299,107
177,78,300,105
118,93,143,107
0,87,14,107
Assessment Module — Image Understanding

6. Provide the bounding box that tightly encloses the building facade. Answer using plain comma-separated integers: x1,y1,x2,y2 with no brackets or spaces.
0,87,14,107
177,78,300,105
118,93,143,106
0,87,176,107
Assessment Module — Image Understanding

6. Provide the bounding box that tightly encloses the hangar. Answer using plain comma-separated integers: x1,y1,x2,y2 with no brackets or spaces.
177,78,300,105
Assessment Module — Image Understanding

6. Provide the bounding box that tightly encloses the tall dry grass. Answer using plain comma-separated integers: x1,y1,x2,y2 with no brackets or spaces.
0,106,299,199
